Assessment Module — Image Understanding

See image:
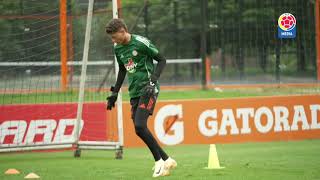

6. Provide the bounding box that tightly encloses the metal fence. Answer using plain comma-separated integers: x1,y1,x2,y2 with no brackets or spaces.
122,0,319,84
0,0,319,96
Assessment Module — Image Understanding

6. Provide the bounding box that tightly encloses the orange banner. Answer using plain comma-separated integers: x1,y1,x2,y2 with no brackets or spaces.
119,95,320,147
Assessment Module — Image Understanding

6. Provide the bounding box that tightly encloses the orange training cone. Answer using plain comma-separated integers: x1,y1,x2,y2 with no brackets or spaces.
5,168,20,175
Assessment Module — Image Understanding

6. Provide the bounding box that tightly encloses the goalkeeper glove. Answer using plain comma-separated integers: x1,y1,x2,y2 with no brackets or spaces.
145,81,156,97
106,86,118,110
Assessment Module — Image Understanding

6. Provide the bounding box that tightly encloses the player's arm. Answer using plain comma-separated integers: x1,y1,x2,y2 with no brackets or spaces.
138,37,166,83
137,36,166,96
113,64,127,93
144,52,166,96
107,57,127,110
150,53,166,83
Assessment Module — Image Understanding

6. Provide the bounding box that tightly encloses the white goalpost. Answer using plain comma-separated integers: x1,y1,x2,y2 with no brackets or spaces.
0,0,200,156
73,0,124,158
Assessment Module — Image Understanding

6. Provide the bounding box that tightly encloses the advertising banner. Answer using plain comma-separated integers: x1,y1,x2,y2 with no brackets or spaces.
0,103,107,146
122,95,320,147
1,95,320,147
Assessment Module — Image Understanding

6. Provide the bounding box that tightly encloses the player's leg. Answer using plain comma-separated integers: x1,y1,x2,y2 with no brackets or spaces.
144,94,177,175
136,94,177,176
134,108,161,161
130,97,165,177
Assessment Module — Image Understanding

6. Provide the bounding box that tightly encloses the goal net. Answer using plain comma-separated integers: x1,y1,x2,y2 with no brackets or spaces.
0,0,205,157
0,0,123,158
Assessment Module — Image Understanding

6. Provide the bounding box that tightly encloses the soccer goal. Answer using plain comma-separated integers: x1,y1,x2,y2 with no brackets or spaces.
0,0,124,159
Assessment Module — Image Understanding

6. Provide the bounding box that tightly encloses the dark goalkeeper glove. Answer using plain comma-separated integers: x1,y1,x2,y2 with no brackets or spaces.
106,87,118,110
145,81,156,97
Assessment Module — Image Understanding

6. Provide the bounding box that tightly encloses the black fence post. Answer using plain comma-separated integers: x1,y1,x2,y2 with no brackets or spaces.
201,0,208,89
173,0,180,82
144,0,149,38
276,40,281,82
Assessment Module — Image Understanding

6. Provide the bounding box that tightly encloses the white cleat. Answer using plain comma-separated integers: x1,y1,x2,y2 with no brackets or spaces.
152,159,165,178
163,157,177,176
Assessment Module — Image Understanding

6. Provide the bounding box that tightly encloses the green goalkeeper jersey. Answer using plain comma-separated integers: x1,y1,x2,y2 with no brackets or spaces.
114,34,160,98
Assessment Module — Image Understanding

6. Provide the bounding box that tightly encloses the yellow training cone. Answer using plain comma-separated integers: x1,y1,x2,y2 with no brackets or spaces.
205,144,225,169
5,168,20,175
24,172,40,179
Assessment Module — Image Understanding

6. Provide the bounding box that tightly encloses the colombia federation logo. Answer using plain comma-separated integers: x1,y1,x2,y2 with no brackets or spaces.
278,13,296,39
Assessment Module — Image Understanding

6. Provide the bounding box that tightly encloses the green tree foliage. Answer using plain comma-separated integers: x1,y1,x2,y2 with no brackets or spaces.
0,0,317,78
0,0,59,65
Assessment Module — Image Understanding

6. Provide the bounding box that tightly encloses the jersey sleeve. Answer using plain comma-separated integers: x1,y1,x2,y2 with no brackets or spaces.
136,36,159,58
114,48,124,66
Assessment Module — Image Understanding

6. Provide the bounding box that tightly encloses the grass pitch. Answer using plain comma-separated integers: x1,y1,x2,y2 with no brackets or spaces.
2,86,320,104
0,140,320,180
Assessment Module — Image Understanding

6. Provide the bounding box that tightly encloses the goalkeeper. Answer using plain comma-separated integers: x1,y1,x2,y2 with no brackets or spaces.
105,18,177,178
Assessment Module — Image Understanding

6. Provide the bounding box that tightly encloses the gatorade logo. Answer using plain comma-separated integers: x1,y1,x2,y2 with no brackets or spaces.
154,104,184,145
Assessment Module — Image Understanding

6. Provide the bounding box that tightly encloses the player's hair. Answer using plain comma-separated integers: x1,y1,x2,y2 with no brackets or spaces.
105,18,128,34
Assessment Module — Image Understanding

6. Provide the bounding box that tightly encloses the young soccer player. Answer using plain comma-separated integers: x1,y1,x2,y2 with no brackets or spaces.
105,18,177,178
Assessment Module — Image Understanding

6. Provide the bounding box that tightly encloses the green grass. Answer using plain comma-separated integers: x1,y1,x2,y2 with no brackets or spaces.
1,140,320,180
2,86,320,104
